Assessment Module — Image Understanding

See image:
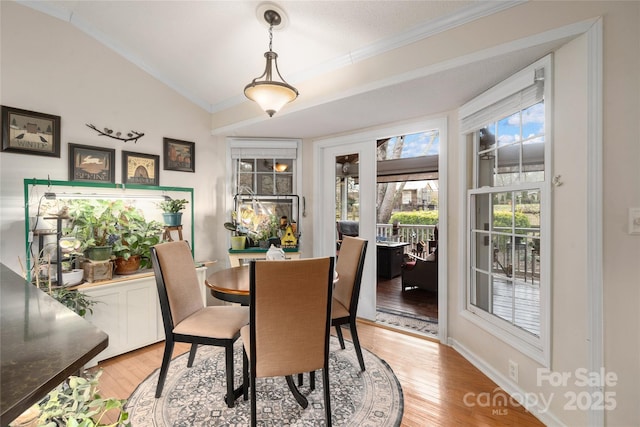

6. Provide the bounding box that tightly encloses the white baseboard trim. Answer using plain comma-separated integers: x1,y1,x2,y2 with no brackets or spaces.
448,337,565,427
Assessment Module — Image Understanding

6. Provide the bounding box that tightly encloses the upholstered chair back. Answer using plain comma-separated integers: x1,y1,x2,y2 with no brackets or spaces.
153,241,203,328
334,236,367,312
249,257,334,378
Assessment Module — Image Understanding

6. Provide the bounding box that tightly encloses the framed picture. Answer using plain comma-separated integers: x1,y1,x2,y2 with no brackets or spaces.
69,143,116,183
1,105,61,157
122,151,159,186
163,137,195,172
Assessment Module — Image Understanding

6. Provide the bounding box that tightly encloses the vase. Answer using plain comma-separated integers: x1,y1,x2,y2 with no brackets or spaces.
114,255,142,275
85,245,113,261
230,236,246,250
163,212,183,226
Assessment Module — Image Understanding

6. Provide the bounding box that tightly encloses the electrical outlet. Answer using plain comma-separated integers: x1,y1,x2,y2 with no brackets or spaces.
508,360,519,383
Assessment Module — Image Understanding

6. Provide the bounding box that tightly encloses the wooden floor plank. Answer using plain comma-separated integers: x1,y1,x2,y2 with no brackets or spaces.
91,324,543,426
90,273,543,426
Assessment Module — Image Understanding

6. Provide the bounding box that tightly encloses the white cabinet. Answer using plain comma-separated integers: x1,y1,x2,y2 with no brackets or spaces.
81,267,207,367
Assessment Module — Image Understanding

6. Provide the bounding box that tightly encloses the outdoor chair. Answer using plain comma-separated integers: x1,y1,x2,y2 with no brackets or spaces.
401,251,438,292
336,220,359,250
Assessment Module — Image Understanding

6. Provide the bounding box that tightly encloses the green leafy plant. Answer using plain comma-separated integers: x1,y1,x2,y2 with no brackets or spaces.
48,288,98,318
38,370,130,427
112,214,164,269
389,210,439,225
65,200,164,268
253,214,279,242
31,249,97,318
64,200,123,253
156,198,188,213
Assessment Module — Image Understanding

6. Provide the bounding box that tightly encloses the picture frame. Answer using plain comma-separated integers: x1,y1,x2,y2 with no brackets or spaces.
122,151,160,186
69,143,116,183
1,105,61,157
163,137,195,172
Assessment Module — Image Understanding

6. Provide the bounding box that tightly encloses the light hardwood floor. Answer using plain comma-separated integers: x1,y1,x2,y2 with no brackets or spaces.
91,323,543,426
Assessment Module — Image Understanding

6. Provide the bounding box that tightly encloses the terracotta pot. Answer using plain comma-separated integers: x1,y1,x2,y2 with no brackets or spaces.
114,255,141,275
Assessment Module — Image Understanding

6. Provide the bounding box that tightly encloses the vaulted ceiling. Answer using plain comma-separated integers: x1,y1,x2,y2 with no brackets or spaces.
23,1,574,139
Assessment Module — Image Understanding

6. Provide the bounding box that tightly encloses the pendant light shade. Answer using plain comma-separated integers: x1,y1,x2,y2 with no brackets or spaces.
244,9,298,117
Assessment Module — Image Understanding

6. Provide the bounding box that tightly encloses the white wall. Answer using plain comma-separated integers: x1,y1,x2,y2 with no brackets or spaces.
0,2,230,276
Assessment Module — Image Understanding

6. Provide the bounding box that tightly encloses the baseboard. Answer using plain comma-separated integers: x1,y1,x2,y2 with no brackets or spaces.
448,337,565,427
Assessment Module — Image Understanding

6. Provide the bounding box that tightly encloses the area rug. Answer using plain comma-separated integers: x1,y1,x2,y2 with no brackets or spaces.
126,337,403,426
376,307,439,338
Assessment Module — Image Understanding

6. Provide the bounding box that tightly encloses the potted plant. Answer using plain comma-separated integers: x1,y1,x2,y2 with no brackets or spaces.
48,287,98,317
254,214,279,248
157,198,188,226
112,208,164,274
65,199,121,261
37,370,130,426
224,211,255,249
31,254,97,318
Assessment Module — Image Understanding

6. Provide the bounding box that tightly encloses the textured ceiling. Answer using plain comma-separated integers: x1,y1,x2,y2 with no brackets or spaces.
21,1,575,138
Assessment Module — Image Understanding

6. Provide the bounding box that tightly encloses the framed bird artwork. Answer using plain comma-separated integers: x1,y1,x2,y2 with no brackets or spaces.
1,105,61,157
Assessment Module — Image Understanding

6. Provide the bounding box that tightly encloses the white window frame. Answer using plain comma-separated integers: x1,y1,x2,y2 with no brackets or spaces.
226,137,303,232
459,55,552,366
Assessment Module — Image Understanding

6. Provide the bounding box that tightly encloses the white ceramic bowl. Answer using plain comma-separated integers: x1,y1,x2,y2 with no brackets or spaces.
61,269,84,287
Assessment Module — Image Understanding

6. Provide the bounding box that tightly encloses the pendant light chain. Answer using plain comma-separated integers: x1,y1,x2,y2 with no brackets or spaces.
268,23,274,52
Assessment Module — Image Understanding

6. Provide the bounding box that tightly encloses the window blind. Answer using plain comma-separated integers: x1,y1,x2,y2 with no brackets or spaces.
460,68,544,134
230,147,297,159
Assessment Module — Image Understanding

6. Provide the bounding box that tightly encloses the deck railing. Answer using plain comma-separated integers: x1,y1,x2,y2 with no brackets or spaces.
373,223,540,283
375,223,437,254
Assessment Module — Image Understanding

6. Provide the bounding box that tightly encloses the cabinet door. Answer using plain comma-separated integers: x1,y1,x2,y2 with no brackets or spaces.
83,285,126,366
82,277,160,367
122,280,160,350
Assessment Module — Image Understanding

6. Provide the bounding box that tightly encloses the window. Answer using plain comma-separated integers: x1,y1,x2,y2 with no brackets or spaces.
227,138,302,241
460,55,551,363
229,142,299,196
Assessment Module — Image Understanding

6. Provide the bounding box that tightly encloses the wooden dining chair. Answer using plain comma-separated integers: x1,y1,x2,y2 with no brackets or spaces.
332,236,368,371
150,241,249,407
241,257,335,427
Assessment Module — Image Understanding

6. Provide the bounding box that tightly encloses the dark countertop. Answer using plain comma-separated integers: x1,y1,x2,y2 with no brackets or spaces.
0,264,108,426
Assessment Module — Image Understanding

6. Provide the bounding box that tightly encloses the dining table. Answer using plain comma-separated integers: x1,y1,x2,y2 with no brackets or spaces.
205,264,339,306
205,265,251,305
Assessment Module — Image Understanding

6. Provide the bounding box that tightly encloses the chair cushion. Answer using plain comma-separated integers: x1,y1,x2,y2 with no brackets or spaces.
174,305,249,339
403,261,416,270
240,324,250,355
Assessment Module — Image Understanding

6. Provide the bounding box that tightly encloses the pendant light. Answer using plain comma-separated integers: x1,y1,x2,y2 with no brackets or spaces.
244,9,298,117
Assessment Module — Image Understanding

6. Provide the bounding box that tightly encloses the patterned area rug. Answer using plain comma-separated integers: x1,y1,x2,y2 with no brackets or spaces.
376,308,439,338
126,337,403,426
